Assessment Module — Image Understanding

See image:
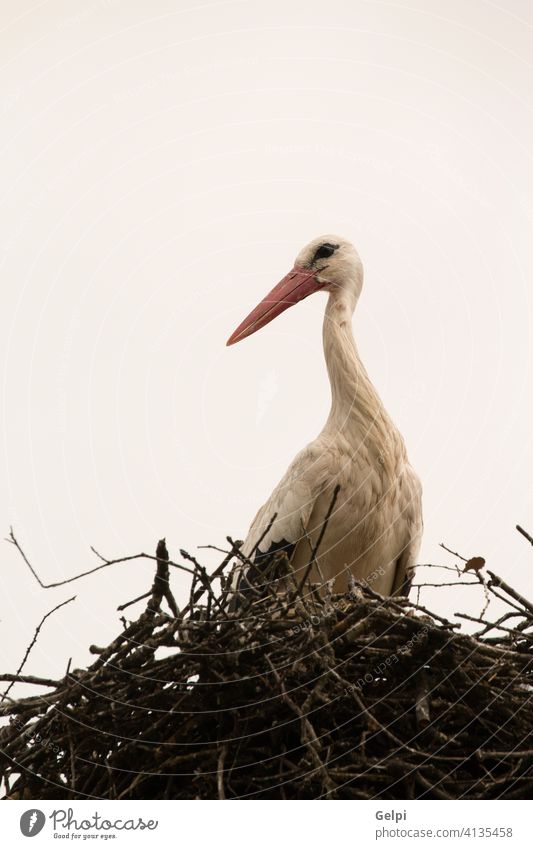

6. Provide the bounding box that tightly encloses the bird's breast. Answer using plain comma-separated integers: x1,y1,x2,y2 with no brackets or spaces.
291,436,420,595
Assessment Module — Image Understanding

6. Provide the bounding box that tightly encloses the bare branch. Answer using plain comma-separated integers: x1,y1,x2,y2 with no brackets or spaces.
7,528,195,589
296,484,341,595
1,595,75,701
145,538,179,618
0,674,60,688
516,524,533,546
487,570,533,617
439,542,468,562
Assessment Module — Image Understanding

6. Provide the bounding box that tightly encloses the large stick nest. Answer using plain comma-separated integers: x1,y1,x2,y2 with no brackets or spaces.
1,536,532,799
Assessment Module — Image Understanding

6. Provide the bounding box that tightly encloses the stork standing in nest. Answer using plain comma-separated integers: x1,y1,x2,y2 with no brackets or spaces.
227,236,422,599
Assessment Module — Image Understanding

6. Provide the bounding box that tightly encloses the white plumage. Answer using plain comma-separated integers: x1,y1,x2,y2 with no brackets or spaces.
227,235,422,599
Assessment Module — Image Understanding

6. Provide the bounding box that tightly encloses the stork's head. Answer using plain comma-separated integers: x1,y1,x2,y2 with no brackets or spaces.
227,235,363,346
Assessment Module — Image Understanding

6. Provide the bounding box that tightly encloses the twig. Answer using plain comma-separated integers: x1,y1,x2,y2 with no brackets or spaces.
1,532,532,801
252,513,278,557
6,528,195,589
361,582,460,629
455,612,528,637
266,655,337,797
0,674,60,688
487,571,533,617
296,485,341,595
412,581,479,588
217,744,228,800
147,538,179,618
415,670,431,728
179,549,225,616
179,539,240,621
418,563,477,574
516,525,533,546
439,542,468,562
1,596,75,700
117,591,151,612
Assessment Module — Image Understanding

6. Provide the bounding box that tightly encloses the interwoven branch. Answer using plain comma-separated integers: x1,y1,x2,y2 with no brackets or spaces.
1,531,531,800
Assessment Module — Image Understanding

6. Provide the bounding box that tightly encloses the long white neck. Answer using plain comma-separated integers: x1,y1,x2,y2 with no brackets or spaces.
322,290,404,473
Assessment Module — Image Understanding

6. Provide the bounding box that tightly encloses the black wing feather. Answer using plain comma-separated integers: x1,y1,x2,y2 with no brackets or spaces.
237,538,296,596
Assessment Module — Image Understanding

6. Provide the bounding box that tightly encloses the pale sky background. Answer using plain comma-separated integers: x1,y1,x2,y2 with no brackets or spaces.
1,0,533,688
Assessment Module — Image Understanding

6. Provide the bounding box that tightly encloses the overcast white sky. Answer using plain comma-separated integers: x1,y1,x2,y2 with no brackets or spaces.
1,0,533,686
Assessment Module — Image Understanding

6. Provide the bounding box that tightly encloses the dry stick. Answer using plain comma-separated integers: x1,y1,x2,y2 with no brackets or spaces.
146,538,179,618
414,670,431,729
117,591,151,612
439,542,468,562
179,539,241,621
516,525,533,546
251,512,278,557
0,674,61,688
226,536,257,575
1,596,528,796
179,549,225,616
412,581,479,588
487,570,533,617
197,543,236,555
300,523,326,586
64,723,78,793
478,748,533,759
266,655,336,797
103,540,183,612
478,571,492,620
465,610,529,640
217,743,228,800
362,583,460,629
455,612,529,638
295,485,341,597
228,536,261,573
187,566,199,618
1,595,76,701
421,562,478,574
486,584,530,618
6,528,195,590
221,537,266,614
2,530,532,799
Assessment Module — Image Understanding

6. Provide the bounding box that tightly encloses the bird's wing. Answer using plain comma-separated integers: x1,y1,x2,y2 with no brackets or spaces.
232,441,329,592
391,464,423,596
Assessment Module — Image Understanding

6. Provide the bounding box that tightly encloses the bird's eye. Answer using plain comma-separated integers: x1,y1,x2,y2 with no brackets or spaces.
313,243,338,263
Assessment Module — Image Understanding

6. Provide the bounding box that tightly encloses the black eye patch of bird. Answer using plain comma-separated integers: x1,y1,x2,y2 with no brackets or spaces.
312,242,338,264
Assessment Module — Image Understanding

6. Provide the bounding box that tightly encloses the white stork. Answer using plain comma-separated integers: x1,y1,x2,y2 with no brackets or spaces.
227,235,422,600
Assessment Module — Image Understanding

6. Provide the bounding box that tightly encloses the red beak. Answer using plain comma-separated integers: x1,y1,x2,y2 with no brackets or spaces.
226,266,323,346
